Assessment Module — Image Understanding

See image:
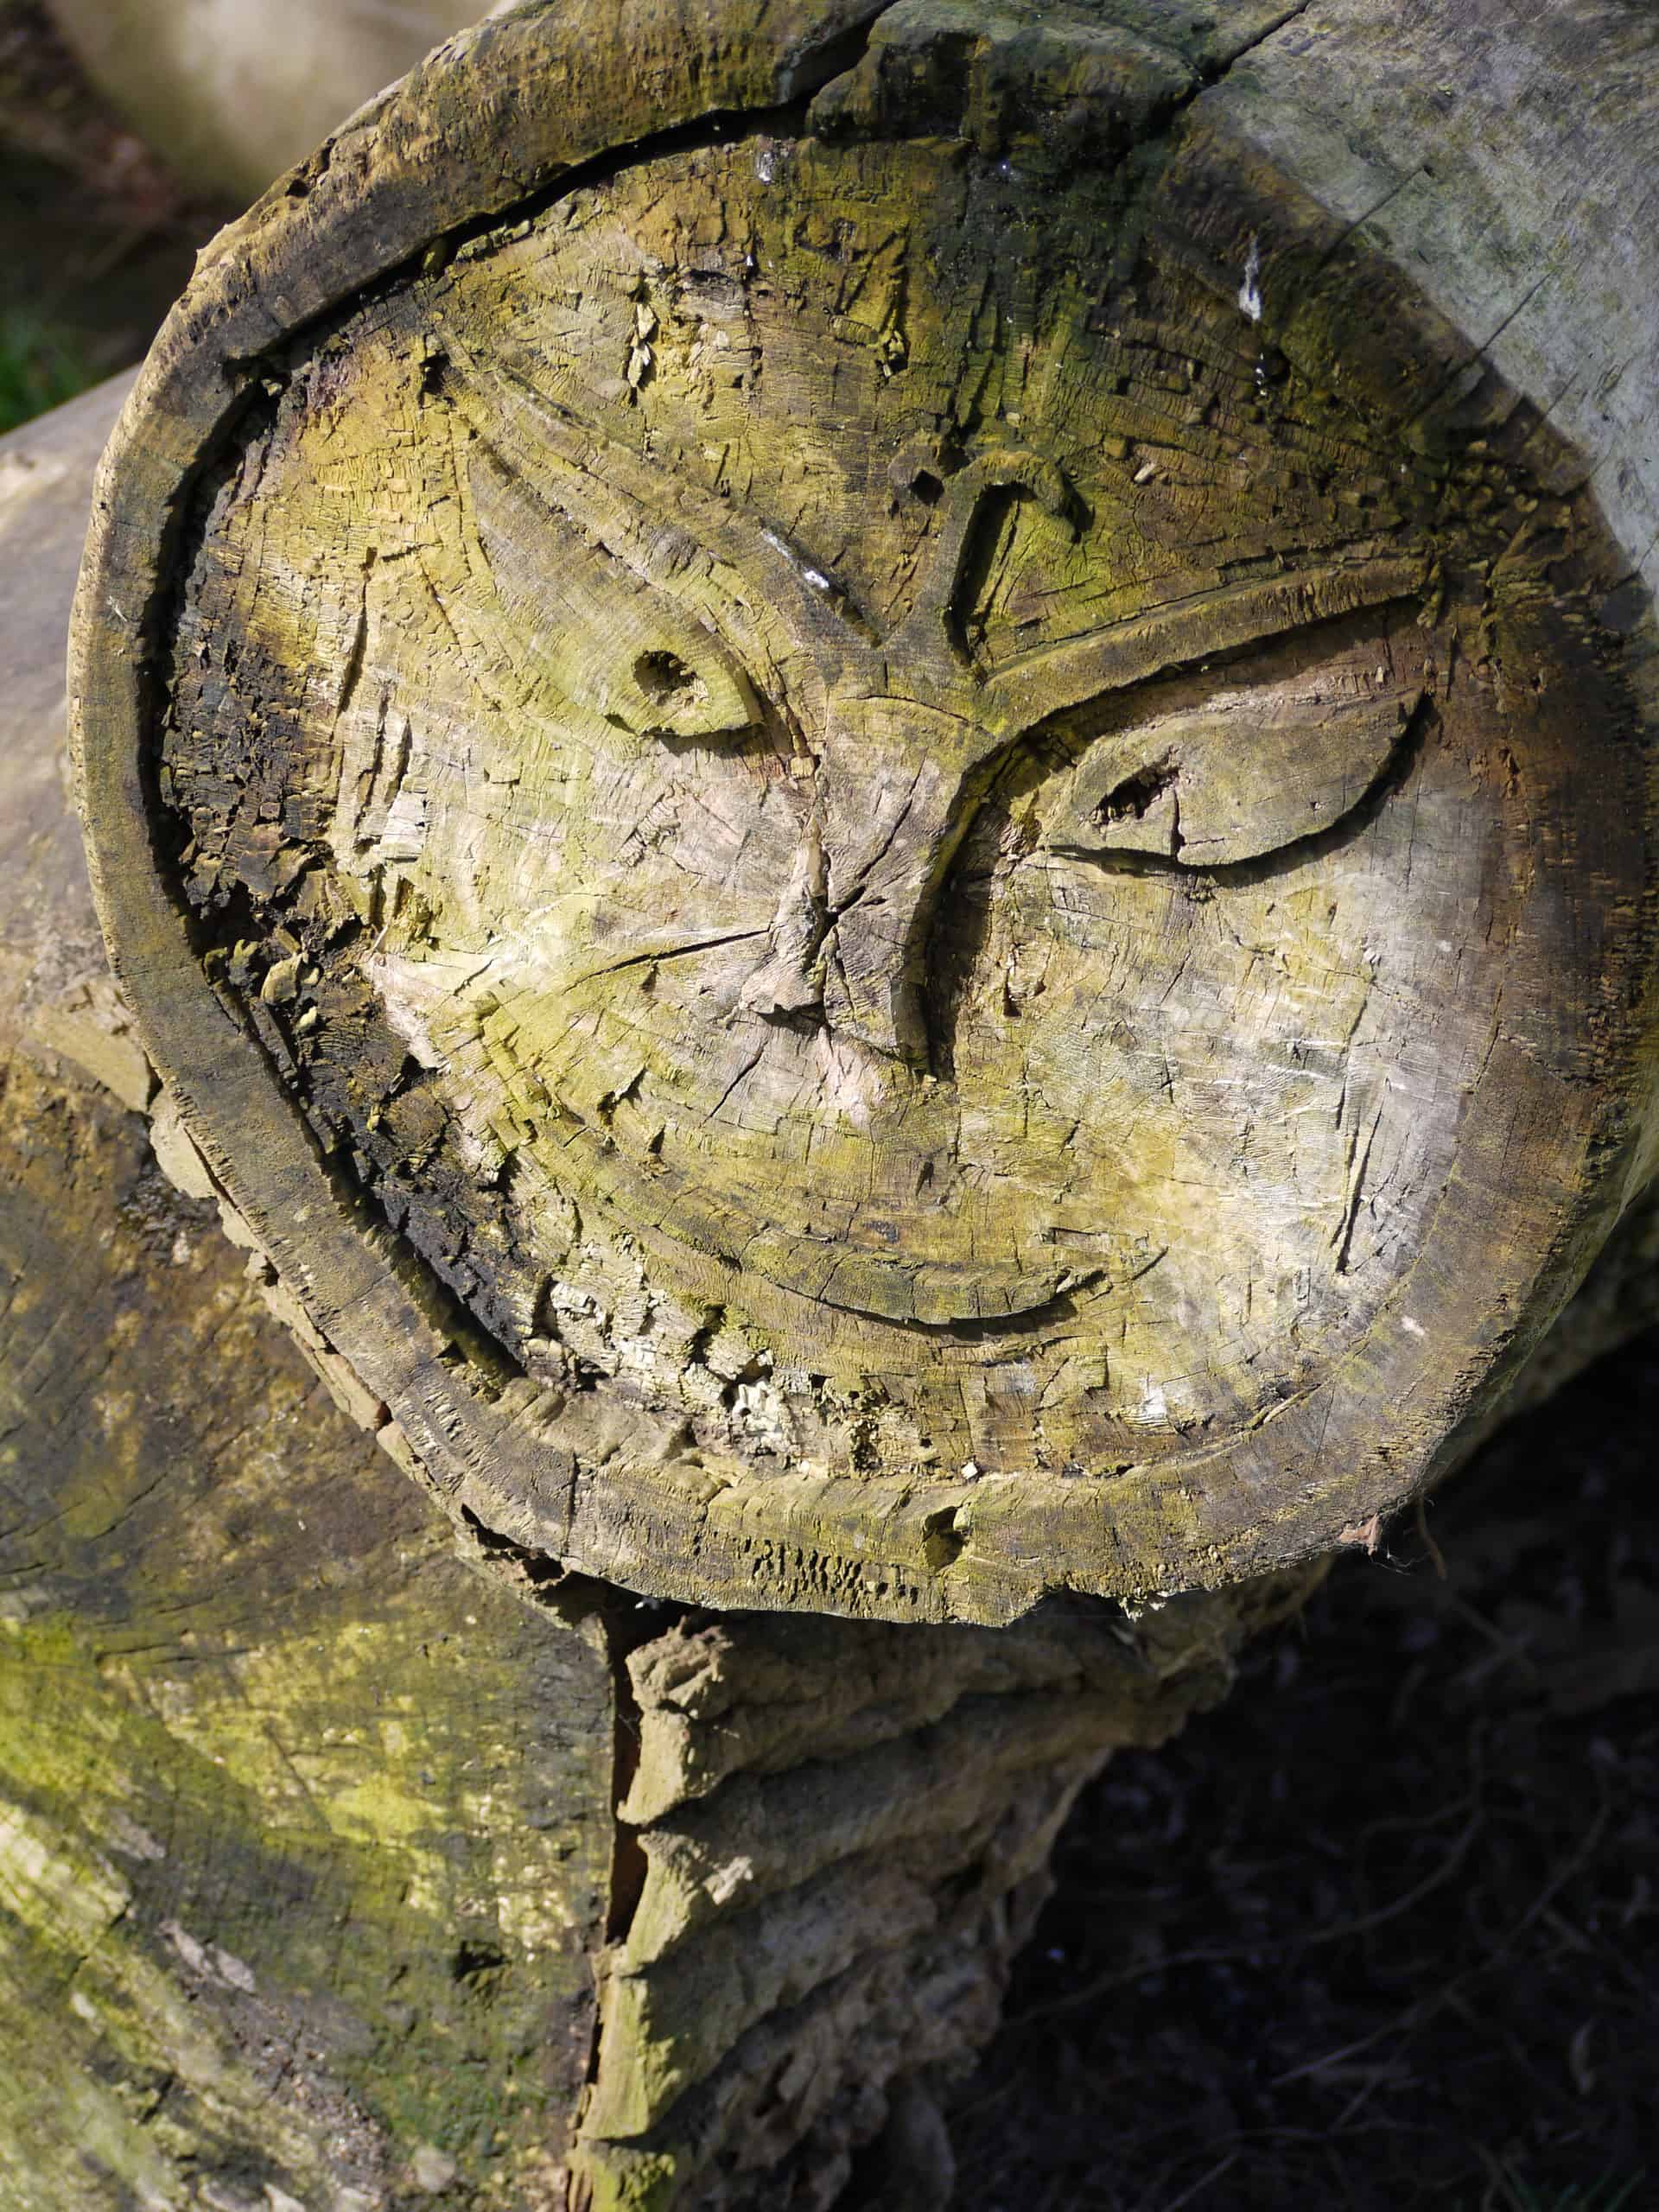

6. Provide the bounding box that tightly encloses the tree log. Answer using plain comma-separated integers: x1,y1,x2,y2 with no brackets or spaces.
23,0,1659,2204
72,0,1659,1629
5,385,1286,2212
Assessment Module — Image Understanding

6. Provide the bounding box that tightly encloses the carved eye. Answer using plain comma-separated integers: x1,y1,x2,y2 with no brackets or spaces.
1051,613,1427,871
467,447,760,741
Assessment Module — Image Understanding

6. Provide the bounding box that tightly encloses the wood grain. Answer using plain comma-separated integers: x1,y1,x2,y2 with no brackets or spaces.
6,387,1297,2208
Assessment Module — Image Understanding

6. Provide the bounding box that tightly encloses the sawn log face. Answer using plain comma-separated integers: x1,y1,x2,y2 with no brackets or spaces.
70,1,1659,1628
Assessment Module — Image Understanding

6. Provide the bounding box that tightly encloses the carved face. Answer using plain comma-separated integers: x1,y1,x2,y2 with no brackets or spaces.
162,130,1640,1488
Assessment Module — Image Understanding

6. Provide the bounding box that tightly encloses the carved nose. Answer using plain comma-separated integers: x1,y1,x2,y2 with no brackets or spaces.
813,699,992,1068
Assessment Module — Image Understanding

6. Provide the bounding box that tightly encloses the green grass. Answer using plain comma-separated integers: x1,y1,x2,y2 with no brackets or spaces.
0,309,97,435
1478,2166,1649,2212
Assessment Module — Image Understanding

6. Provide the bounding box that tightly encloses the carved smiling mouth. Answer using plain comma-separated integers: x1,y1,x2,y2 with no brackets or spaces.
576,1134,1157,1334
374,929,1161,1337
496,1005,1167,1335
593,1172,1145,1336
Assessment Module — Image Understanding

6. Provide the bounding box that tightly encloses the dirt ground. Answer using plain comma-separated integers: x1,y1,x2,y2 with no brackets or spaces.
3,9,1654,2209
951,1331,1657,2211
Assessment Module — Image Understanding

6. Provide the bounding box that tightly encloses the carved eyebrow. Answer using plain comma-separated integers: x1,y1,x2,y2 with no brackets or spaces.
431,322,1429,765
430,336,881,669
979,556,1429,744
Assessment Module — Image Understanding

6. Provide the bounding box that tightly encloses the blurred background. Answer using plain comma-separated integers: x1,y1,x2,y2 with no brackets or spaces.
0,0,480,431
1,4,1653,2205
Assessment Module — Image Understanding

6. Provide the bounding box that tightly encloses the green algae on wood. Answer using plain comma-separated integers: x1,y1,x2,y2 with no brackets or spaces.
1,380,615,2212
0,1047,615,2210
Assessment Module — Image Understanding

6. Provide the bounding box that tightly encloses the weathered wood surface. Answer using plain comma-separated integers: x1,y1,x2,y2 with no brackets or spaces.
71,0,1659,1630
46,0,484,203
4,384,1289,2209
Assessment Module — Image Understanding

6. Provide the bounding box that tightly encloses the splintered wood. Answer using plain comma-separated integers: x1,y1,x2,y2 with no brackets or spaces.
76,0,1659,1621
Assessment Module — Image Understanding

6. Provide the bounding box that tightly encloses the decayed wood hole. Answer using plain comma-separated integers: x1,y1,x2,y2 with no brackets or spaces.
155,121,1644,1511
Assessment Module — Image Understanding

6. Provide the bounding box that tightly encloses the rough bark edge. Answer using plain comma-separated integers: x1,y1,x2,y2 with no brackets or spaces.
560,1577,1314,2211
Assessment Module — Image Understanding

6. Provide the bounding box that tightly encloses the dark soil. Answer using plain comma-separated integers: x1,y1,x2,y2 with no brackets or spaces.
952,1330,1659,2212
4,13,1654,2210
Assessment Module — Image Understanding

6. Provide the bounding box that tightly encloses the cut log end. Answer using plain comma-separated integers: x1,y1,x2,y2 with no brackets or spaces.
72,0,1659,1624
17,0,1659,2185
